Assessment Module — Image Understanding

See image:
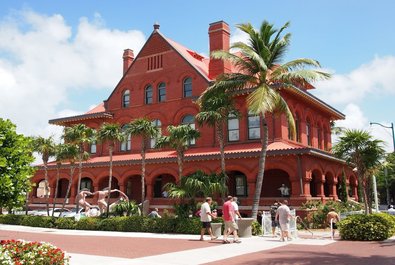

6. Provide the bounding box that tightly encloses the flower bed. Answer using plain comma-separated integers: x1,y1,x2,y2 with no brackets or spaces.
0,239,69,265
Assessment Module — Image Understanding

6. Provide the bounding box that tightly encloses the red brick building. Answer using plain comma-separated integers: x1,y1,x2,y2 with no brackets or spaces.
31,21,357,213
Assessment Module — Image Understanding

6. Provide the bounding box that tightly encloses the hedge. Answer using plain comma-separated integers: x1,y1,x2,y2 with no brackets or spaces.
338,213,395,241
0,215,262,236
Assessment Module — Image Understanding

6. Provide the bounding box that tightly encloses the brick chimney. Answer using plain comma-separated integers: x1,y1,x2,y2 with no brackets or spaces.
122,49,134,75
208,21,231,79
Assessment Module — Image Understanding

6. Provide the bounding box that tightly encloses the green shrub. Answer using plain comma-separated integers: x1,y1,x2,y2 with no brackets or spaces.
99,217,122,231
75,217,100,230
174,217,200,234
251,220,262,236
20,216,55,228
338,213,395,241
55,218,76,229
0,214,26,225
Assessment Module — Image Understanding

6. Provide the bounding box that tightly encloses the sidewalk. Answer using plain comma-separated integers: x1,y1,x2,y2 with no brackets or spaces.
0,225,336,265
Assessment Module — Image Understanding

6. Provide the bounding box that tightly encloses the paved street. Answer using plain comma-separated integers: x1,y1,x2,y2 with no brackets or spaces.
1,224,394,265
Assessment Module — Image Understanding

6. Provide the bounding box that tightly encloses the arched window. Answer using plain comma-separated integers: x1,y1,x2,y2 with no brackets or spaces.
306,119,312,146
145,85,153,104
120,125,131,151
150,119,162,148
295,114,301,143
228,114,239,142
317,127,322,149
248,111,260,139
158,82,166,102
182,115,196,145
122,90,130,107
183,77,192,98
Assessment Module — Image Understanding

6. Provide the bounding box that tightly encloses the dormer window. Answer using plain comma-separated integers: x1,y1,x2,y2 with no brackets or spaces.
145,85,153,104
122,90,130,108
183,77,192,98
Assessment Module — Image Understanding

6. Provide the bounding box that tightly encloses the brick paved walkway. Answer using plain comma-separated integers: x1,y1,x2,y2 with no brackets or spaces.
1,224,394,265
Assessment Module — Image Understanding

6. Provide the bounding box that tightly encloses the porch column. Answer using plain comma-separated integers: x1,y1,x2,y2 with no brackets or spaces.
316,174,325,197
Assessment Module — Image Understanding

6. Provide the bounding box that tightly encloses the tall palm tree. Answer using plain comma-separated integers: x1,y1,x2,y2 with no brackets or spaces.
32,136,56,216
156,124,200,179
333,129,385,214
124,118,159,204
164,170,226,217
208,21,330,218
196,88,238,178
97,123,123,216
60,143,79,212
63,124,94,213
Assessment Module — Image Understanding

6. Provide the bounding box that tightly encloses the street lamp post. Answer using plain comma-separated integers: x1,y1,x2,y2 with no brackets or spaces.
369,122,395,153
370,121,395,206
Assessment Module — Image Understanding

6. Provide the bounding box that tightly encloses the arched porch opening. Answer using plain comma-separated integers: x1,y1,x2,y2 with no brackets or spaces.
153,174,176,198
310,170,321,197
36,179,50,198
98,177,120,198
261,169,290,197
324,172,334,197
226,171,248,198
125,175,142,203
80,177,93,192
58,178,69,198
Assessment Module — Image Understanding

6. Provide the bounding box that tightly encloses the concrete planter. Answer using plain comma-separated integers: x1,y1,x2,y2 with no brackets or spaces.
237,218,254,237
211,222,222,237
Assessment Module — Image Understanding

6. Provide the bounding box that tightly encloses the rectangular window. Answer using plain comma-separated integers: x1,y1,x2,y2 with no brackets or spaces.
90,142,96,154
306,123,312,146
248,113,260,139
228,115,239,142
235,175,247,196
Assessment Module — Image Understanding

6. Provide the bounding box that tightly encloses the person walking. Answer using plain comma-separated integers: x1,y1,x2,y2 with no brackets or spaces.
222,196,241,244
199,197,217,241
275,200,293,241
270,201,279,237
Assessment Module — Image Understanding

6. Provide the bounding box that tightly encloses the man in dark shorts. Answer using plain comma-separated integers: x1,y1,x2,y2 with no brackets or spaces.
199,197,217,241
270,202,279,237
326,208,340,238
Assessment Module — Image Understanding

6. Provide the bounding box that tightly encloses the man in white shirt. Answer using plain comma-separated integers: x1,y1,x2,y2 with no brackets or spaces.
231,197,242,221
388,205,395,215
199,197,217,241
275,200,293,241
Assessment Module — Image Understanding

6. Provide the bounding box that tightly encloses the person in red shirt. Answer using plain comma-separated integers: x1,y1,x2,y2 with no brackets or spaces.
222,196,241,244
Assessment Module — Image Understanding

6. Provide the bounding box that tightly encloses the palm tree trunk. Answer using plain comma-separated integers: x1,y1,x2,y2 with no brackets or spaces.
106,146,114,217
76,150,83,213
61,165,75,213
217,122,227,198
43,162,50,216
52,164,61,215
141,143,146,206
177,150,184,179
251,117,269,219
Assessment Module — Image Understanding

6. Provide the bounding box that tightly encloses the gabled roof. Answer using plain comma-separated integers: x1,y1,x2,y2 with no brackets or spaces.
49,103,112,126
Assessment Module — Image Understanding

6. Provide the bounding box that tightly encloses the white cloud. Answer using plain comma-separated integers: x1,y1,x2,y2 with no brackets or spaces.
0,10,146,140
315,56,395,105
230,28,249,52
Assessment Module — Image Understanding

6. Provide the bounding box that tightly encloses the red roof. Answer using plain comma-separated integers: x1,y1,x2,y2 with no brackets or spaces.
86,103,105,114
43,141,306,167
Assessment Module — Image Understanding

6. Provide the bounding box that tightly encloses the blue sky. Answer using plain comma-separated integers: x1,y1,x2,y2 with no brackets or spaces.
0,0,395,151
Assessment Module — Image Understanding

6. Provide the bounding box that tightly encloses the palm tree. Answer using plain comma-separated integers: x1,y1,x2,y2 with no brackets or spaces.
60,143,79,212
207,21,330,218
164,170,226,217
156,124,200,178
32,136,56,215
333,129,385,214
96,123,123,216
124,118,159,204
196,88,238,179
63,124,94,213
